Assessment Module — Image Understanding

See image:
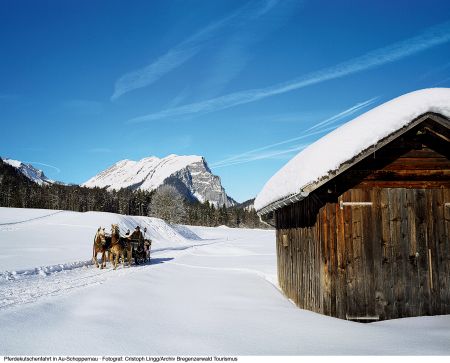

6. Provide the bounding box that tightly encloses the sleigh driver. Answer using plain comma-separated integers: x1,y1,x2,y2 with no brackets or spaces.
125,226,145,264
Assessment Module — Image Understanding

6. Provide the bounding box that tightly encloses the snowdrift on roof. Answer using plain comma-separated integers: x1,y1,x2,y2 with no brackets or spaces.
255,88,450,212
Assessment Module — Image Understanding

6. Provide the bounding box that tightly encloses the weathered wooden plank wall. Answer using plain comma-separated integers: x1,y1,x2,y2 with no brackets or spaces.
275,187,450,320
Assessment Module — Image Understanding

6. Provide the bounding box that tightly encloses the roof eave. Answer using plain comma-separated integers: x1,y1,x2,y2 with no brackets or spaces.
257,112,449,216
257,190,309,216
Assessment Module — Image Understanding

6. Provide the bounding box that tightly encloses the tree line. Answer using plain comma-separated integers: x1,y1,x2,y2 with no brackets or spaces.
0,158,268,229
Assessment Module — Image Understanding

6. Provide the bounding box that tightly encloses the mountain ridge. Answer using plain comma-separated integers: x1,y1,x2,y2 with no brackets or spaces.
82,154,236,207
1,157,55,186
1,154,237,207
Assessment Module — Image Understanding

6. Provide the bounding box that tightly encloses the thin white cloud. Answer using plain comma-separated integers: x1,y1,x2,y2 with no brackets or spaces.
212,125,336,168
24,161,61,174
128,19,450,123
214,144,308,168
111,0,283,101
304,97,378,132
165,86,191,109
211,97,378,168
197,0,299,99
111,47,198,101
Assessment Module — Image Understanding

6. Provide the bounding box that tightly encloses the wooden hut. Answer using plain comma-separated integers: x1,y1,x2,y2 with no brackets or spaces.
255,88,450,321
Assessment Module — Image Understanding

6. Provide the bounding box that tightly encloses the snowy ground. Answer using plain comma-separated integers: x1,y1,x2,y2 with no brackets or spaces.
0,207,449,355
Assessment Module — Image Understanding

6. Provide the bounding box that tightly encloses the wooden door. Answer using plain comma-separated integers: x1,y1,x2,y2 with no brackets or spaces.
339,188,449,320
378,188,446,319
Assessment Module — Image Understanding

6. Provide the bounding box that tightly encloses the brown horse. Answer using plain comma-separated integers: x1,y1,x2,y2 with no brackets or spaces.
92,227,109,268
123,233,133,267
110,224,132,269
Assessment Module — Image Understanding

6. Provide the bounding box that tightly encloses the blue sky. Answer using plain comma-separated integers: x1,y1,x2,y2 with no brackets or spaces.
1,0,450,202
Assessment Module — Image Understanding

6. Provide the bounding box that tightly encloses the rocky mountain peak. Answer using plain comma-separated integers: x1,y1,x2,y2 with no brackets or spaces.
1,157,54,186
82,154,236,207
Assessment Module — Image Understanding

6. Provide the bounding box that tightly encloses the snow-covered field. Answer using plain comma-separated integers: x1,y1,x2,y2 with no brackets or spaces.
0,207,449,355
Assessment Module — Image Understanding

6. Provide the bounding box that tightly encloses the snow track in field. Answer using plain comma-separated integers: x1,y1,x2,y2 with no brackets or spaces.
0,257,170,310
0,207,204,311
0,239,243,311
0,235,273,312
0,210,63,226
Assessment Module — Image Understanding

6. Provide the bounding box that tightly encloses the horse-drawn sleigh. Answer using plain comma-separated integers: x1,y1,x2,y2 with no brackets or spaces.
92,225,151,269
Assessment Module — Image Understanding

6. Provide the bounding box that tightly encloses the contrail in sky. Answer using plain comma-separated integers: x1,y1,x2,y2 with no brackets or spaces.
211,97,378,168
127,19,450,123
214,144,309,168
25,161,61,174
111,0,283,101
304,97,378,133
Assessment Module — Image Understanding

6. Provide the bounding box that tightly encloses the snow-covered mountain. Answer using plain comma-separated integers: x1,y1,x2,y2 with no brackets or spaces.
82,154,236,207
1,157,55,186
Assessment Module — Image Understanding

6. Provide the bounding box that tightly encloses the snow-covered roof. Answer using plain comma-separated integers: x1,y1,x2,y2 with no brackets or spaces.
255,88,450,214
